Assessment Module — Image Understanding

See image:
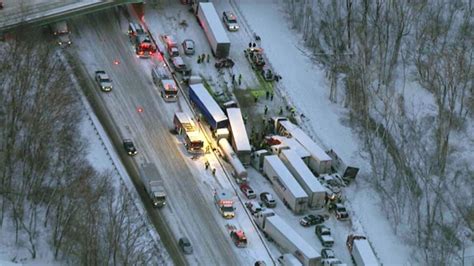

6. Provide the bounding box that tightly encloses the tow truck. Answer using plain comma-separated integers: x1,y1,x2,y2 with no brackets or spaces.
244,47,266,70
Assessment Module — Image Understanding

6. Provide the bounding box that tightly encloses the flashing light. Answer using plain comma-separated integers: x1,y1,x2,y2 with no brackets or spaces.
113,59,120,65
137,107,144,113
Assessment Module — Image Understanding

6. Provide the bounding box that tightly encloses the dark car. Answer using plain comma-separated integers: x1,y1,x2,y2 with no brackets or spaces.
259,192,276,208
321,248,336,259
123,139,137,156
240,183,256,199
178,237,193,254
299,214,325,227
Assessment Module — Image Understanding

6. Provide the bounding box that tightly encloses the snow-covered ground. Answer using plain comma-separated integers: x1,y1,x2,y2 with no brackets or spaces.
232,0,412,264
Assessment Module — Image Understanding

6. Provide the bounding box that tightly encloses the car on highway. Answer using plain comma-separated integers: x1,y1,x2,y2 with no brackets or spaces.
299,214,324,227
240,183,256,199
321,248,336,259
222,11,239,31
245,201,262,215
329,203,349,221
259,192,276,208
182,39,195,55
178,237,193,254
315,225,334,247
171,56,190,75
123,139,137,156
95,70,113,92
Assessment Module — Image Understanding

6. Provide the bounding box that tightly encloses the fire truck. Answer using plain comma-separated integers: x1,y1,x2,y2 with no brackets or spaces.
128,22,157,58
173,112,205,153
226,224,247,248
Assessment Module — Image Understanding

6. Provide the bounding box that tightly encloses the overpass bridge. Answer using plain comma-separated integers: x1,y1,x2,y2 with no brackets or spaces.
0,0,143,32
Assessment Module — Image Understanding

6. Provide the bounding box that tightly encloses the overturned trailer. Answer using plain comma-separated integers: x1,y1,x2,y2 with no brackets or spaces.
218,138,248,183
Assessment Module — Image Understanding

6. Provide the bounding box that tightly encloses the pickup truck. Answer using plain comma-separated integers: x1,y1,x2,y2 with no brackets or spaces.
315,225,334,247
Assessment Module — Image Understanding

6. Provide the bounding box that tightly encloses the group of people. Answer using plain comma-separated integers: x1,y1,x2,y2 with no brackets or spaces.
197,53,210,64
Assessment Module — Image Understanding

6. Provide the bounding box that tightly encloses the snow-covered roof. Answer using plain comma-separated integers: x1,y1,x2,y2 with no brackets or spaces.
189,83,227,125
199,3,230,44
227,108,251,152
161,79,177,91
264,155,308,198
267,214,320,260
279,121,331,161
354,239,379,265
174,112,197,132
281,149,326,193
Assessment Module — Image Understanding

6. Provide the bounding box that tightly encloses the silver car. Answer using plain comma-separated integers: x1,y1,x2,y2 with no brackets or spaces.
182,39,195,55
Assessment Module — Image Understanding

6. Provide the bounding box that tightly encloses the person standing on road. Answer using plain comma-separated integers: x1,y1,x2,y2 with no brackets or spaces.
264,105,268,115
238,74,242,85
201,53,206,63
206,54,210,63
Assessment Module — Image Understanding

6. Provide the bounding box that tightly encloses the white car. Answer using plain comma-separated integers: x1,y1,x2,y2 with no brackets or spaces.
95,71,113,92
222,11,239,31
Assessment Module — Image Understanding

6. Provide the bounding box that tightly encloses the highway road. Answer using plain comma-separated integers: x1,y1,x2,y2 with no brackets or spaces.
69,8,241,265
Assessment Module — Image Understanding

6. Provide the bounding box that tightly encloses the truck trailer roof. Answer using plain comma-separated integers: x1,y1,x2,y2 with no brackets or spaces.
267,214,320,261
226,108,251,152
354,239,379,265
281,149,326,193
189,83,227,128
264,155,308,199
198,3,230,45
279,120,332,161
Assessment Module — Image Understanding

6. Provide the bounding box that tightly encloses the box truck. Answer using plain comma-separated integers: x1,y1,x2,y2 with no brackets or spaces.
263,155,308,214
139,163,166,208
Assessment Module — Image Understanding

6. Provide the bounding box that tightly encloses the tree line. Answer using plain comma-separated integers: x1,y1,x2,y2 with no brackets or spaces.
283,0,473,264
0,30,162,265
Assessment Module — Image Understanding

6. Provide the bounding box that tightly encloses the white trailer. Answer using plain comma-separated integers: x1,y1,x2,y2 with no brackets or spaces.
279,149,326,209
270,135,311,163
278,253,303,266
347,235,379,266
254,211,320,266
218,138,247,183
226,108,251,165
263,155,308,214
278,120,332,175
196,2,231,58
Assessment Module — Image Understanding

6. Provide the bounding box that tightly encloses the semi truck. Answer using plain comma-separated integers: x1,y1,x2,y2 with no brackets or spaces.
279,149,326,209
214,189,235,219
326,149,359,181
218,138,248,183
276,119,332,175
263,155,308,214
196,2,231,58
226,108,251,165
254,210,321,266
346,234,379,266
189,83,228,130
139,163,166,208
